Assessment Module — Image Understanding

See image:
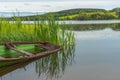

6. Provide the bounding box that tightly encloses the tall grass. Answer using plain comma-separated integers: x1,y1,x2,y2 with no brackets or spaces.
0,16,75,46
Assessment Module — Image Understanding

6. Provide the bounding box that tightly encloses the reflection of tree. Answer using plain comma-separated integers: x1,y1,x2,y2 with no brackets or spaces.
35,45,75,80
112,23,120,31
65,23,120,31
118,23,120,27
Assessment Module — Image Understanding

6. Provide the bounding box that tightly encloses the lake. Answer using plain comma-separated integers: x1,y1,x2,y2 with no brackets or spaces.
1,21,120,80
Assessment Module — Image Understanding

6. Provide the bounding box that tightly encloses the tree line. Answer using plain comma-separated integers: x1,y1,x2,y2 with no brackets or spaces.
6,8,120,20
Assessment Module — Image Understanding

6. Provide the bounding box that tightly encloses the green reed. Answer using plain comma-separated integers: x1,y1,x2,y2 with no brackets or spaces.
0,16,75,46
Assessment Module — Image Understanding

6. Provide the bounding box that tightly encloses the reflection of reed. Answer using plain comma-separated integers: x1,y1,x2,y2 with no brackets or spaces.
35,45,75,80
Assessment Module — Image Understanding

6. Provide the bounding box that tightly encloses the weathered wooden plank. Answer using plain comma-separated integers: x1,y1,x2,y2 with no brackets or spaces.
35,43,55,50
5,44,34,56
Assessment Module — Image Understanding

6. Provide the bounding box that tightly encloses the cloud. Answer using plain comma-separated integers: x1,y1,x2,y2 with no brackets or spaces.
24,3,31,6
0,1,120,12
41,5,51,7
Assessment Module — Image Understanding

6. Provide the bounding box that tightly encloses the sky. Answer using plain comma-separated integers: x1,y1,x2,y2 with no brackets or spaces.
0,0,120,12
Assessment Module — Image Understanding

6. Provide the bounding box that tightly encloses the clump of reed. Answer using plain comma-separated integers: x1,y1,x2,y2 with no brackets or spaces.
0,16,75,46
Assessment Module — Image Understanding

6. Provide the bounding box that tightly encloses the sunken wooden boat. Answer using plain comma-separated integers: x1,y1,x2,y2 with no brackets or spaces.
0,42,62,67
0,59,37,77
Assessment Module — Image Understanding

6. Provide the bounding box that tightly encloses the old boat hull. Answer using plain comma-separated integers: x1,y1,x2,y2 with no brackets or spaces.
0,42,62,67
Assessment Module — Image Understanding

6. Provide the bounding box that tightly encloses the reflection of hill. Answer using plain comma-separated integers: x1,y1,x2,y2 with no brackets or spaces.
66,23,120,31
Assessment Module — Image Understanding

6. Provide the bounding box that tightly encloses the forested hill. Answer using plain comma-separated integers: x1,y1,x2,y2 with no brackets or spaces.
45,8,106,17
8,8,120,20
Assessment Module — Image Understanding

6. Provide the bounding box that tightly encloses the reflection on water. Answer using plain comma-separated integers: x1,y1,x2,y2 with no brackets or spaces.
1,22,120,80
66,23,120,31
61,23,120,80
75,28,120,40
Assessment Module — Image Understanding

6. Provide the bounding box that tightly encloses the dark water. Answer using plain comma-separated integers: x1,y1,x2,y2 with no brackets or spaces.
1,23,120,80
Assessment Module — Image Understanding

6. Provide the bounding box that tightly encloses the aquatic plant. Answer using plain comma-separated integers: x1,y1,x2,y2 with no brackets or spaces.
0,16,75,46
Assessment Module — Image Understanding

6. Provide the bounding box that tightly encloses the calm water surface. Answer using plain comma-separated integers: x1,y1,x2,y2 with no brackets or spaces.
22,20,120,24
1,22,120,80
